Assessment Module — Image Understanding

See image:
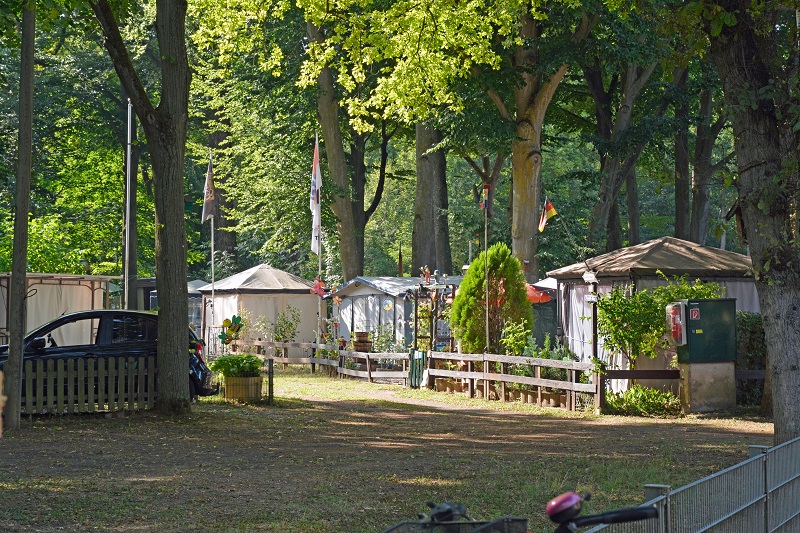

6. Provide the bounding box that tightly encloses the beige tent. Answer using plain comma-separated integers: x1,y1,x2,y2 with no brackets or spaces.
0,273,119,344
198,265,323,354
547,236,759,364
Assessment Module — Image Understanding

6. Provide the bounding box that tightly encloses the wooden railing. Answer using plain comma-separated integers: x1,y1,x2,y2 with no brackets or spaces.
229,340,410,383
427,351,599,411
20,356,156,415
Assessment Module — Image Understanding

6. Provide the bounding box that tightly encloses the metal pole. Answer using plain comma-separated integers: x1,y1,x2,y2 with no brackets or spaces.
484,200,489,352
211,214,215,330
124,98,133,309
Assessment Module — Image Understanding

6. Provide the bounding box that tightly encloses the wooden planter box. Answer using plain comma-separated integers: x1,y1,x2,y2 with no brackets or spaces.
224,375,263,401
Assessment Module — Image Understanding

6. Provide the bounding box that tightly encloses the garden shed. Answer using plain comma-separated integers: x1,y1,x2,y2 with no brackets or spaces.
198,264,323,352
329,275,463,350
546,236,758,365
330,276,424,349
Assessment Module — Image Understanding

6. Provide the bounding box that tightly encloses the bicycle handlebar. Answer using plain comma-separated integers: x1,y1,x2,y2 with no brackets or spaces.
572,505,658,527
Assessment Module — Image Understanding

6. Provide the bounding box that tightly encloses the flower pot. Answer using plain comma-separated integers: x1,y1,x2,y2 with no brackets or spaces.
224,375,263,401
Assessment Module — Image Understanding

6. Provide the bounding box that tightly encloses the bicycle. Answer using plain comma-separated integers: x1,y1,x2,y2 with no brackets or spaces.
382,492,657,533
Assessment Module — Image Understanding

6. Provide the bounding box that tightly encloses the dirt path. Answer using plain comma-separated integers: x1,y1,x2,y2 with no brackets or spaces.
0,375,774,532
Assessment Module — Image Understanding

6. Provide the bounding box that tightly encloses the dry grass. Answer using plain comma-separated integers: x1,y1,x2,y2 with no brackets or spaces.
0,367,772,532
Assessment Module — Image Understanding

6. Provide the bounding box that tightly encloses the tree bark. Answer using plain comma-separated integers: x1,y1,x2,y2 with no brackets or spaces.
587,60,657,250
433,138,452,276
673,67,690,240
708,2,800,444
689,83,732,244
4,1,35,433
625,167,640,245
308,23,361,281
412,123,438,274
484,11,594,282
92,0,190,414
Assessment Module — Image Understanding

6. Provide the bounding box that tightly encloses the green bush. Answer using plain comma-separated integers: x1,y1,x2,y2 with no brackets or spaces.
605,384,681,417
208,353,263,377
451,242,532,354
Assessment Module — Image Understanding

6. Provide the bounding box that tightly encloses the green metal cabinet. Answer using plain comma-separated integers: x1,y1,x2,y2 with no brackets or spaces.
676,298,737,364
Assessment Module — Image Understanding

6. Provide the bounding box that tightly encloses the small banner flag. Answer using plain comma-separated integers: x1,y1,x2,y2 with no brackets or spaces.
201,151,218,222
481,183,490,209
310,134,322,255
538,199,557,232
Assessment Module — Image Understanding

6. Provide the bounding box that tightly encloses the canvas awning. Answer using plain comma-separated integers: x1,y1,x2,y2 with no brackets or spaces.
548,236,752,280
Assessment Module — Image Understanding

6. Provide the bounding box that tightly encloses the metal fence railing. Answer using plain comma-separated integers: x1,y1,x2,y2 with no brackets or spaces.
585,436,800,533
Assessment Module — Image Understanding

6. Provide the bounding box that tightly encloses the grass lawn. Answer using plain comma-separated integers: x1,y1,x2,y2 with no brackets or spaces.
0,367,773,532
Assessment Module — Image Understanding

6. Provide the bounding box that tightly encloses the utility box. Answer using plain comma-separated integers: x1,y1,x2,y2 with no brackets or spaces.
667,299,737,413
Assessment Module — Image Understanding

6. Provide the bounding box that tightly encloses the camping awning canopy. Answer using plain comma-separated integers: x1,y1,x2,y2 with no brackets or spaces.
197,264,313,294
547,237,753,280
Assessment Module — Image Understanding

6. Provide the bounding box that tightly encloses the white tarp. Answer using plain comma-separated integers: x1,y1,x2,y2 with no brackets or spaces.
0,273,116,343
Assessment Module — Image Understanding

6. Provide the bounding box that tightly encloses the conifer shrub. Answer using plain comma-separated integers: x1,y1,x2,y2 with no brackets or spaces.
450,242,532,354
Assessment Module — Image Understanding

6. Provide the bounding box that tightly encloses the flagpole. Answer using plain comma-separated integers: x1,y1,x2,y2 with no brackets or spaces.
483,184,489,354
124,98,133,309
211,213,215,330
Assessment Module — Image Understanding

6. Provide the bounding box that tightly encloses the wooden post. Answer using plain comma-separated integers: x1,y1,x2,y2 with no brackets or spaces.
536,365,542,406
595,372,605,414
468,360,474,398
0,371,6,437
501,362,507,402
267,358,274,404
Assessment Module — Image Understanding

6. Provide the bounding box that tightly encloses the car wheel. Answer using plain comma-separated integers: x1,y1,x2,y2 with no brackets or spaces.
189,380,198,403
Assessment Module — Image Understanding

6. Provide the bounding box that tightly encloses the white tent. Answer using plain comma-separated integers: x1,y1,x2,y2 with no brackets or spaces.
198,265,323,352
0,273,119,343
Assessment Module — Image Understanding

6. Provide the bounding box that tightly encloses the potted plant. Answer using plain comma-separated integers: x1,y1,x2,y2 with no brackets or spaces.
209,353,263,401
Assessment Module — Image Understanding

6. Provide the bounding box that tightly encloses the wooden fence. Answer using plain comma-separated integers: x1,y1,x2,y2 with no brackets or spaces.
228,340,610,411
230,340,410,384
19,356,157,415
426,351,599,411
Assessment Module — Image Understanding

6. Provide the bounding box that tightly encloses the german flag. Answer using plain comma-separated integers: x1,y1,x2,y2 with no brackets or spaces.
538,200,557,232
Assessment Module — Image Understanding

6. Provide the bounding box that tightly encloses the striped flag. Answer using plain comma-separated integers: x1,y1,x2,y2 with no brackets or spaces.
538,199,557,232
310,134,322,255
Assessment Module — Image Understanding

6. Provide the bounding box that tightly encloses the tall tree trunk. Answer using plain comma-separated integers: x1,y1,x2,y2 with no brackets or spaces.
209,130,236,267
433,140,452,275
607,200,623,251
4,1,35,433
308,23,361,281
486,12,594,282
413,123,438,274
92,0,191,414
348,133,367,274
709,3,800,444
626,167,641,245
689,83,732,244
674,67,690,240
587,60,657,250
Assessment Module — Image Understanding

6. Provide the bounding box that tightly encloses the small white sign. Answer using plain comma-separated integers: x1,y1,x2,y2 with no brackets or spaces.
583,271,598,283
585,294,598,303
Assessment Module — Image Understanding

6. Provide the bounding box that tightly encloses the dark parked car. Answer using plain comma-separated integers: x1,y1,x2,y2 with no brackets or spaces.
0,309,218,402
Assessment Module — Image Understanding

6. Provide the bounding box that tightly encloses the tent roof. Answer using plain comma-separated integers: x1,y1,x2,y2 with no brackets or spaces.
332,275,463,298
547,236,753,280
197,264,313,294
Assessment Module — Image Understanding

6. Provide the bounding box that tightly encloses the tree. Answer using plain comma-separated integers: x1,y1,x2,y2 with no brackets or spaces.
91,0,191,413
699,0,800,444
4,0,35,433
451,242,531,354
